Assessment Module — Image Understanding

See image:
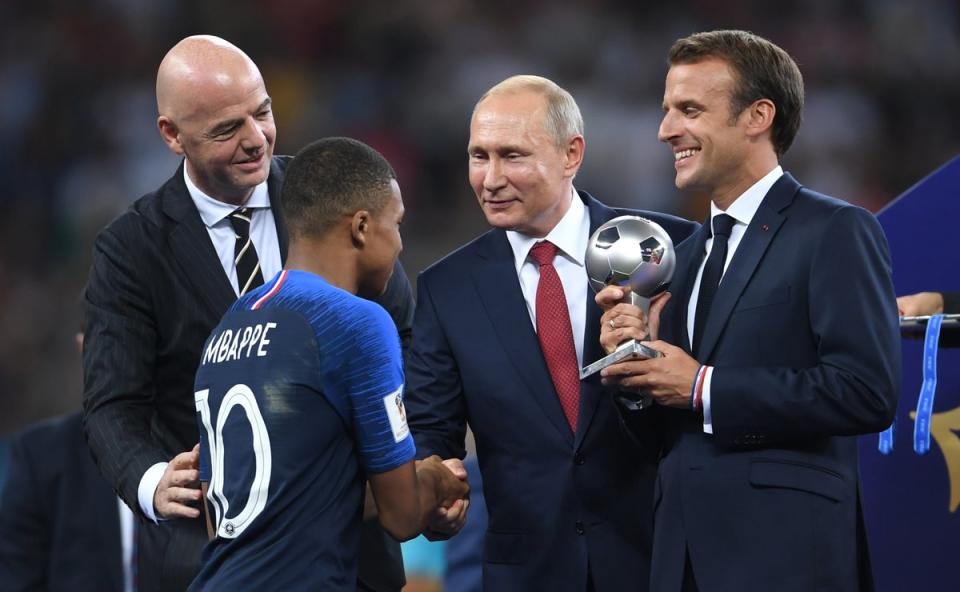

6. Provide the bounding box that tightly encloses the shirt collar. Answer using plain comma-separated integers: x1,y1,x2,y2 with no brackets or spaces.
711,165,783,226
505,187,589,274
183,164,271,229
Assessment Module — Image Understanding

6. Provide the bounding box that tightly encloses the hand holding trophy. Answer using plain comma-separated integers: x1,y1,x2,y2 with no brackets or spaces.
580,216,675,379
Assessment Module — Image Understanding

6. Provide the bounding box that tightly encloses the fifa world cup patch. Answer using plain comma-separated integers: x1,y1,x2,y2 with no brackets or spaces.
383,385,410,443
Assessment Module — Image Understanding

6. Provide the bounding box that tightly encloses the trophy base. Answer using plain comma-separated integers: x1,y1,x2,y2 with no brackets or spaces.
580,340,661,379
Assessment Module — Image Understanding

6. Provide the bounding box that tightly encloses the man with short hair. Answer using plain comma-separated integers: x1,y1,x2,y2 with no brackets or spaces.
83,36,414,591
598,30,900,590
190,137,468,590
404,75,697,591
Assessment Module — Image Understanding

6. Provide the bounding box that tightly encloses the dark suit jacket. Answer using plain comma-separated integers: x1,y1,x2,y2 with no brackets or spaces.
405,191,697,592
646,173,900,591
943,292,960,314
0,413,124,592
82,156,413,591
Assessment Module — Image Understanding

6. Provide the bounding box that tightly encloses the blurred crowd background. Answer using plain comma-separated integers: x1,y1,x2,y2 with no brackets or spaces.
1,0,958,437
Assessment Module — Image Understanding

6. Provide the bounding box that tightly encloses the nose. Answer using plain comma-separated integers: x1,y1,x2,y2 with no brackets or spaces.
657,110,679,144
239,117,267,152
483,157,507,192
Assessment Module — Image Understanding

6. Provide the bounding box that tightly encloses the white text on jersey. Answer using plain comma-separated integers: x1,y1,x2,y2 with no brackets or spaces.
202,322,277,365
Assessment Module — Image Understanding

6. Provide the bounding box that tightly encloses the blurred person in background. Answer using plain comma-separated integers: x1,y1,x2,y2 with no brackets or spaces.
0,417,131,591
82,35,414,591
0,318,134,591
404,75,696,591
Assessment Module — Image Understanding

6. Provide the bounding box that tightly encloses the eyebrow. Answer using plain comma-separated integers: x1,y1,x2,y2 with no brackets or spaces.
663,99,705,112
468,144,526,155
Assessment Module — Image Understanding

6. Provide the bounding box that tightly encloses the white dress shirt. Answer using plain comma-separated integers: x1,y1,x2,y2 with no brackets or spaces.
686,166,783,433
505,188,591,367
183,167,282,295
137,166,282,521
118,498,135,592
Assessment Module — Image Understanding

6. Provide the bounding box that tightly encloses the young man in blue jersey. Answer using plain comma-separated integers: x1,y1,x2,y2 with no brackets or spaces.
190,137,469,590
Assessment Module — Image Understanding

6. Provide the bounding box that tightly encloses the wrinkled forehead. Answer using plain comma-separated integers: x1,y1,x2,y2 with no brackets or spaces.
158,44,266,119
469,91,550,145
177,70,268,125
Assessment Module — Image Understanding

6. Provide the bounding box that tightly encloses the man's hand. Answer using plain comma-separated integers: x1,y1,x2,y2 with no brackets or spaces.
154,444,202,519
597,286,671,353
897,291,944,316
600,340,699,409
418,457,470,541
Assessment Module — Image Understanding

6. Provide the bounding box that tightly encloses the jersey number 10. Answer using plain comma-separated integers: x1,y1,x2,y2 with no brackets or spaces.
195,384,273,539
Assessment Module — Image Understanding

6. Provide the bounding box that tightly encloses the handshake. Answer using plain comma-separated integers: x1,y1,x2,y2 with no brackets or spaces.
415,456,472,541
372,454,471,543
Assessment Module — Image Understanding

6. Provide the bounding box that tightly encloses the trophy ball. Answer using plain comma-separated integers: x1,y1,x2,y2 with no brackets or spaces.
584,216,676,297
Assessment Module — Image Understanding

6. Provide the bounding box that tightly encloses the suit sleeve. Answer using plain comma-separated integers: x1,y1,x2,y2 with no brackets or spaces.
0,432,50,589
942,291,960,314
404,273,468,461
372,259,415,365
82,223,167,517
711,206,901,443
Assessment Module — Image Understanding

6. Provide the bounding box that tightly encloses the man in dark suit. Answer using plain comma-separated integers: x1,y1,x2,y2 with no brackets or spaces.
404,75,696,591
0,412,129,591
82,36,413,592
598,30,900,591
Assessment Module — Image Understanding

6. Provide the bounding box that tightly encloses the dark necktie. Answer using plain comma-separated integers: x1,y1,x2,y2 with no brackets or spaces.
229,207,265,296
693,214,736,357
529,241,580,432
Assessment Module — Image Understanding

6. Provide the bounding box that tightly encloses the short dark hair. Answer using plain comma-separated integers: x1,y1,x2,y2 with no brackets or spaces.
281,137,397,238
668,30,804,156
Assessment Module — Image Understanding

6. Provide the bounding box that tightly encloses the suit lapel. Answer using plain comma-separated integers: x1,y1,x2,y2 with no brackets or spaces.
670,224,709,352
471,230,575,446
162,163,237,317
696,173,800,361
575,192,621,448
266,158,289,261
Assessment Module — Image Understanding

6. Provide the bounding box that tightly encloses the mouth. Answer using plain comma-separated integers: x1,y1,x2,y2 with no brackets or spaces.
235,152,265,172
484,197,518,211
673,147,700,164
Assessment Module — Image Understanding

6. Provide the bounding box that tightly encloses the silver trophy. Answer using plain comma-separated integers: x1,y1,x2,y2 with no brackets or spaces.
580,215,676,379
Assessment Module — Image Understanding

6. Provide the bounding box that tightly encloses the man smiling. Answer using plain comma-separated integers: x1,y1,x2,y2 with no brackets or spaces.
83,36,414,591
598,30,900,591
404,75,695,591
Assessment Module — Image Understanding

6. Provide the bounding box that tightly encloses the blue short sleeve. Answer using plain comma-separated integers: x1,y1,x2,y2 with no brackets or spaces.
324,300,416,474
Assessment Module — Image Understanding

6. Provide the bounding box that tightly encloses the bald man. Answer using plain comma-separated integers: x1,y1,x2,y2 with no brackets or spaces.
82,36,414,592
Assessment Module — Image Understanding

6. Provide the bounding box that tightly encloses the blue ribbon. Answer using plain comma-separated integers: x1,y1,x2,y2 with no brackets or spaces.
878,418,894,455
913,314,944,455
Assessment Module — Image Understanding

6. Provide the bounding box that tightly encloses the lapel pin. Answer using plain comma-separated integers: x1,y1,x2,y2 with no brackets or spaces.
761,223,769,231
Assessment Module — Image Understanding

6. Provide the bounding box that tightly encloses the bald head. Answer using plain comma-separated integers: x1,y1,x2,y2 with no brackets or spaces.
156,35,262,122
154,35,276,204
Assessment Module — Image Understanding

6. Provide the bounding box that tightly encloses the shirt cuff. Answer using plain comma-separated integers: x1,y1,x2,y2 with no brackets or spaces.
702,366,715,434
138,462,169,523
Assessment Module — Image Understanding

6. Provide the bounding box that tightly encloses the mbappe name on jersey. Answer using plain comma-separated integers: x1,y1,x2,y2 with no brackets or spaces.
202,322,277,366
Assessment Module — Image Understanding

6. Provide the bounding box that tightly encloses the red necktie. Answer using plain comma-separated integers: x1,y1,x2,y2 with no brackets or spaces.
529,241,580,432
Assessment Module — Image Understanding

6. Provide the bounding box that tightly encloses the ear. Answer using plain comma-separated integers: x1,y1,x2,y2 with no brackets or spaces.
157,116,184,155
744,98,775,141
350,210,371,248
562,135,585,178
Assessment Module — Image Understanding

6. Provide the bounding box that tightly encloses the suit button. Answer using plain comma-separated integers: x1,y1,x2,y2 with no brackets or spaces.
575,521,585,535
574,453,585,465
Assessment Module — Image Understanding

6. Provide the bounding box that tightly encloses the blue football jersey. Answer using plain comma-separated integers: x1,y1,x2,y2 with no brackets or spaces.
189,270,416,591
